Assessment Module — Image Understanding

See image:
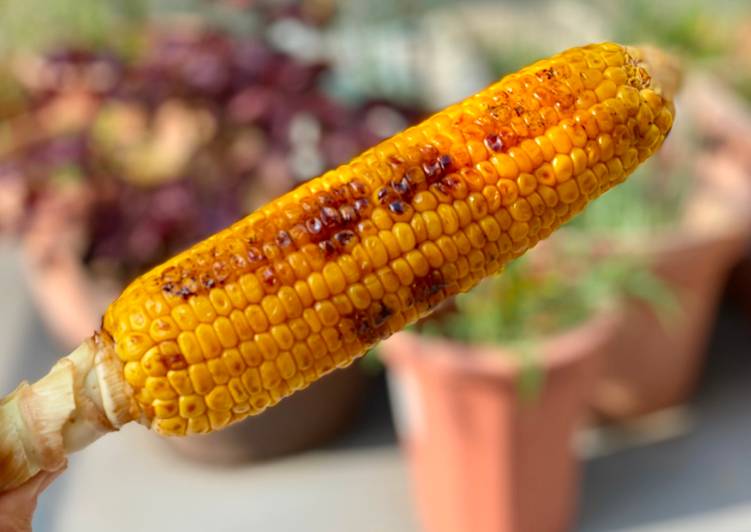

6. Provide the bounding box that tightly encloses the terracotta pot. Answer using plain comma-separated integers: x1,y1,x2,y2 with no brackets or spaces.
21,222,368,463
591,230,749,421
379,314,615,532
591,147,751,421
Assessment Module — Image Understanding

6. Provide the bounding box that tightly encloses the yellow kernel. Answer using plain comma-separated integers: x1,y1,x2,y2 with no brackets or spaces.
604,66,627,85
406,250,430,277
363,235,389,269
379,230,401,259
179,395,206,418
124,361,147,388
391,258,414,286
479,217,501,242
195,323,221,359
241,367,263,394
337,255,360,283
376,267,401,293
288,318,310,341
171,305,198,331
437,204,459,234
551,153,574,182
208,289,232,316
436,235,458,262
212,316,238,349
167,369,193,396
465,224,486,249
239,274,264,303
393,222,416,253
187,415,210,434
292,343,314,370
270,324,295,351
509,199,533,222
189,363,214,395
490,153,519,180
208,358,230,385
570,147,588,176
208,410,232,431
322,262,346,295
116,332,153,362
228,378,249,403
307,272,331,301
363,274,385,300
260,360,282,390
177,331,203,364
537,184,559,207
557,180,581,204
508,147,533,174
142,347,167,376
261,294,286,326
423,211,443,240
154,417,187,436
189,296,216,323
294,280,314,307
303,308,322,333
224,283,247,309
254,332,278,360
413,190,438,212
372,207,393,230
347,283,372,310
276,352,298,380
222,348,245,376
310,302,337,329
576,169,599,196
145,376,176,400
509,221,530,242
331,293,352,317
127,307,148,331
244,304,269,333
409,215,427,244
420,241,444,268
516,173,537,196
288,252,312,279
546,126,572,154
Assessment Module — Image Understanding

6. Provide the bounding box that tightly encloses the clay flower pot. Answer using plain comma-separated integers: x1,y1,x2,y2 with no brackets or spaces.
591,145,751,421
379,314,615,532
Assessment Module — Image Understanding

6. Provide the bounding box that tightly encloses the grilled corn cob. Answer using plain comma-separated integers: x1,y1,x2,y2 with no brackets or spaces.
0,43,677,490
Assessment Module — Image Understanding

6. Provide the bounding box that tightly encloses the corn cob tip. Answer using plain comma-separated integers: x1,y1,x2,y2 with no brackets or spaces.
627,44,683,102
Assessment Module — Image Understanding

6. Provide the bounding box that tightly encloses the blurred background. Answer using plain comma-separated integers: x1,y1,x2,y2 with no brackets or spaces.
0,0,750,531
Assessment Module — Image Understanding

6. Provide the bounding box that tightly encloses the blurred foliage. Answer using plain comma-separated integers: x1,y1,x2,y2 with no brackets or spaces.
420,244,676,347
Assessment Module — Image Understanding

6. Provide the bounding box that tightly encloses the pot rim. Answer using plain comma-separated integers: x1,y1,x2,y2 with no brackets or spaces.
379,309,619,380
